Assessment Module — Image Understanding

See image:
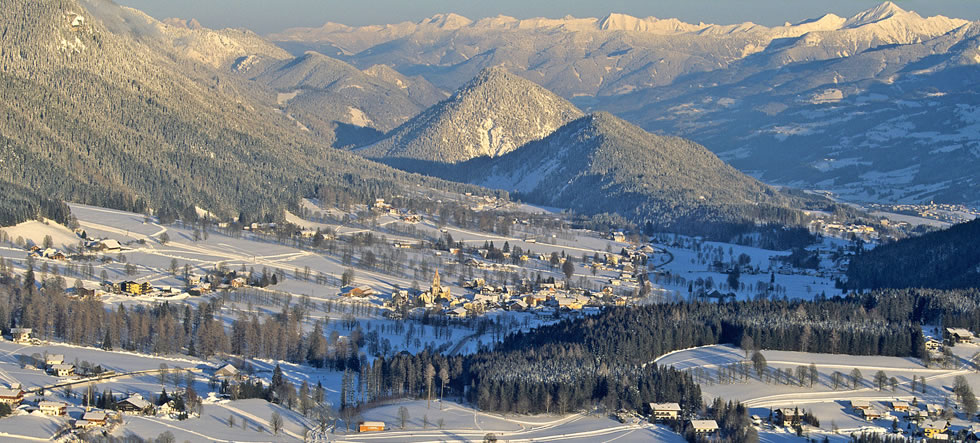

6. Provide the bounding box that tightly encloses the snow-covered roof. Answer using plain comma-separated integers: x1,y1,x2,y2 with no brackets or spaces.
689,419,719,430
0,388,23,398
851,399,871,408
215,363,239,376
649,402,681,411
119,395,151,409
947,327,973,337
39,401,67,409
83,411,107,421
101,239,121,249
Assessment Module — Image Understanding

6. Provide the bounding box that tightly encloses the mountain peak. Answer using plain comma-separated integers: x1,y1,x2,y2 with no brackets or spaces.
845,1,913,26
357,68,583,163
419,13,472,29
162,17,202,30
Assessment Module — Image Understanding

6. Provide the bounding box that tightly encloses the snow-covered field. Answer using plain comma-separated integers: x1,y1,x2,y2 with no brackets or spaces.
333,399,683,443
659,343,980,435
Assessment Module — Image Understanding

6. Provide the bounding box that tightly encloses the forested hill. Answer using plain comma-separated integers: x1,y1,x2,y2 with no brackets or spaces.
0,0,487,226
401,111,820,233
463,112,804,230
846,218,980,290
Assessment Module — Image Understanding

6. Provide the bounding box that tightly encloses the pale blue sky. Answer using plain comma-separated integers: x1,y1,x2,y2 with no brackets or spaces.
115,0,980,35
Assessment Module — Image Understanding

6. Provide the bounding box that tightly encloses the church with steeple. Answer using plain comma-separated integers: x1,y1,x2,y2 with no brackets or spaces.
417,269,452,306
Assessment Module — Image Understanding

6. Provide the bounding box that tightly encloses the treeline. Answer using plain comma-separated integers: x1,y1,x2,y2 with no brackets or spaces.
846,218,980,290
853,288,980,335
499,297,925,364
0,180,72,227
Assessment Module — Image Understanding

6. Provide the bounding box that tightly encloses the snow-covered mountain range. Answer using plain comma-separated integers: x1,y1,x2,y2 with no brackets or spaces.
272,2,980,206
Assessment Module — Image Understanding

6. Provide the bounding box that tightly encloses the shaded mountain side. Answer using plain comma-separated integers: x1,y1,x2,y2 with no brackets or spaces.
0,179,72,227
249,51,442,134
0,0,491,226
358,66,583,163
388,112,812,231
846,218,980,290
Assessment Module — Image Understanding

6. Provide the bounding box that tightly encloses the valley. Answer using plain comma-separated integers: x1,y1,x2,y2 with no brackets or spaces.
0,0,978,441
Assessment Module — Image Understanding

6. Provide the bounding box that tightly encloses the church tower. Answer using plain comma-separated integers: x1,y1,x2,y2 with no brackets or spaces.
432,269,441,294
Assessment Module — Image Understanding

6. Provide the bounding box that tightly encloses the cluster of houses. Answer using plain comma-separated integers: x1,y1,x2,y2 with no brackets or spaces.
27,245,67,261
371,198,425,224
45,354,75,378
379,271,614,319
646,402,720,435
0,362,245,435
24,234,124,264
105,267,257,299
807,220,879,241
846,399,954,438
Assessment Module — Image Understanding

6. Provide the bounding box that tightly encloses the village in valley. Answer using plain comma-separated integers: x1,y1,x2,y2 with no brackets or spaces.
0,185,967,442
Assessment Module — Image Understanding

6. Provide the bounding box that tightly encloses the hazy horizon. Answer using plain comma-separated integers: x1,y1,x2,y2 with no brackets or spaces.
114,0,980,35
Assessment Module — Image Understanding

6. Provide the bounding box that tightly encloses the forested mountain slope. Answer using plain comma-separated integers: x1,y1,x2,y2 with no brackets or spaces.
846,218,980,290
357,67,583,163
244,51,444,147
416,112,809,231
0,0,486,225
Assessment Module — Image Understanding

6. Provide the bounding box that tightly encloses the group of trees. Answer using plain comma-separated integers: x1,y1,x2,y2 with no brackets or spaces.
0,181,72,227
846,218,980,290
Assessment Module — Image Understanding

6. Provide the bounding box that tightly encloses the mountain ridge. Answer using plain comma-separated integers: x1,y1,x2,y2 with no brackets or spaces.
271,2,979,207
457,111,796,227
0,0,490,225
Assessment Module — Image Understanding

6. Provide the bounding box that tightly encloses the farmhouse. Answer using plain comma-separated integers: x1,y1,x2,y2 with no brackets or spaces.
649,402,682,420
850,399,872,412
689,419,719,435
46,354,65,367
81,410,108,427
10,327,32,343
946,328,974,343
920,420,949,439
50,364,76,377
215,363,240,379
776,408,801,425
446,307,468,318
860,408,882,420
39,401,68,416
115,394,152,413
98,239,121,252
0,387,24,406
890,401,909,412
